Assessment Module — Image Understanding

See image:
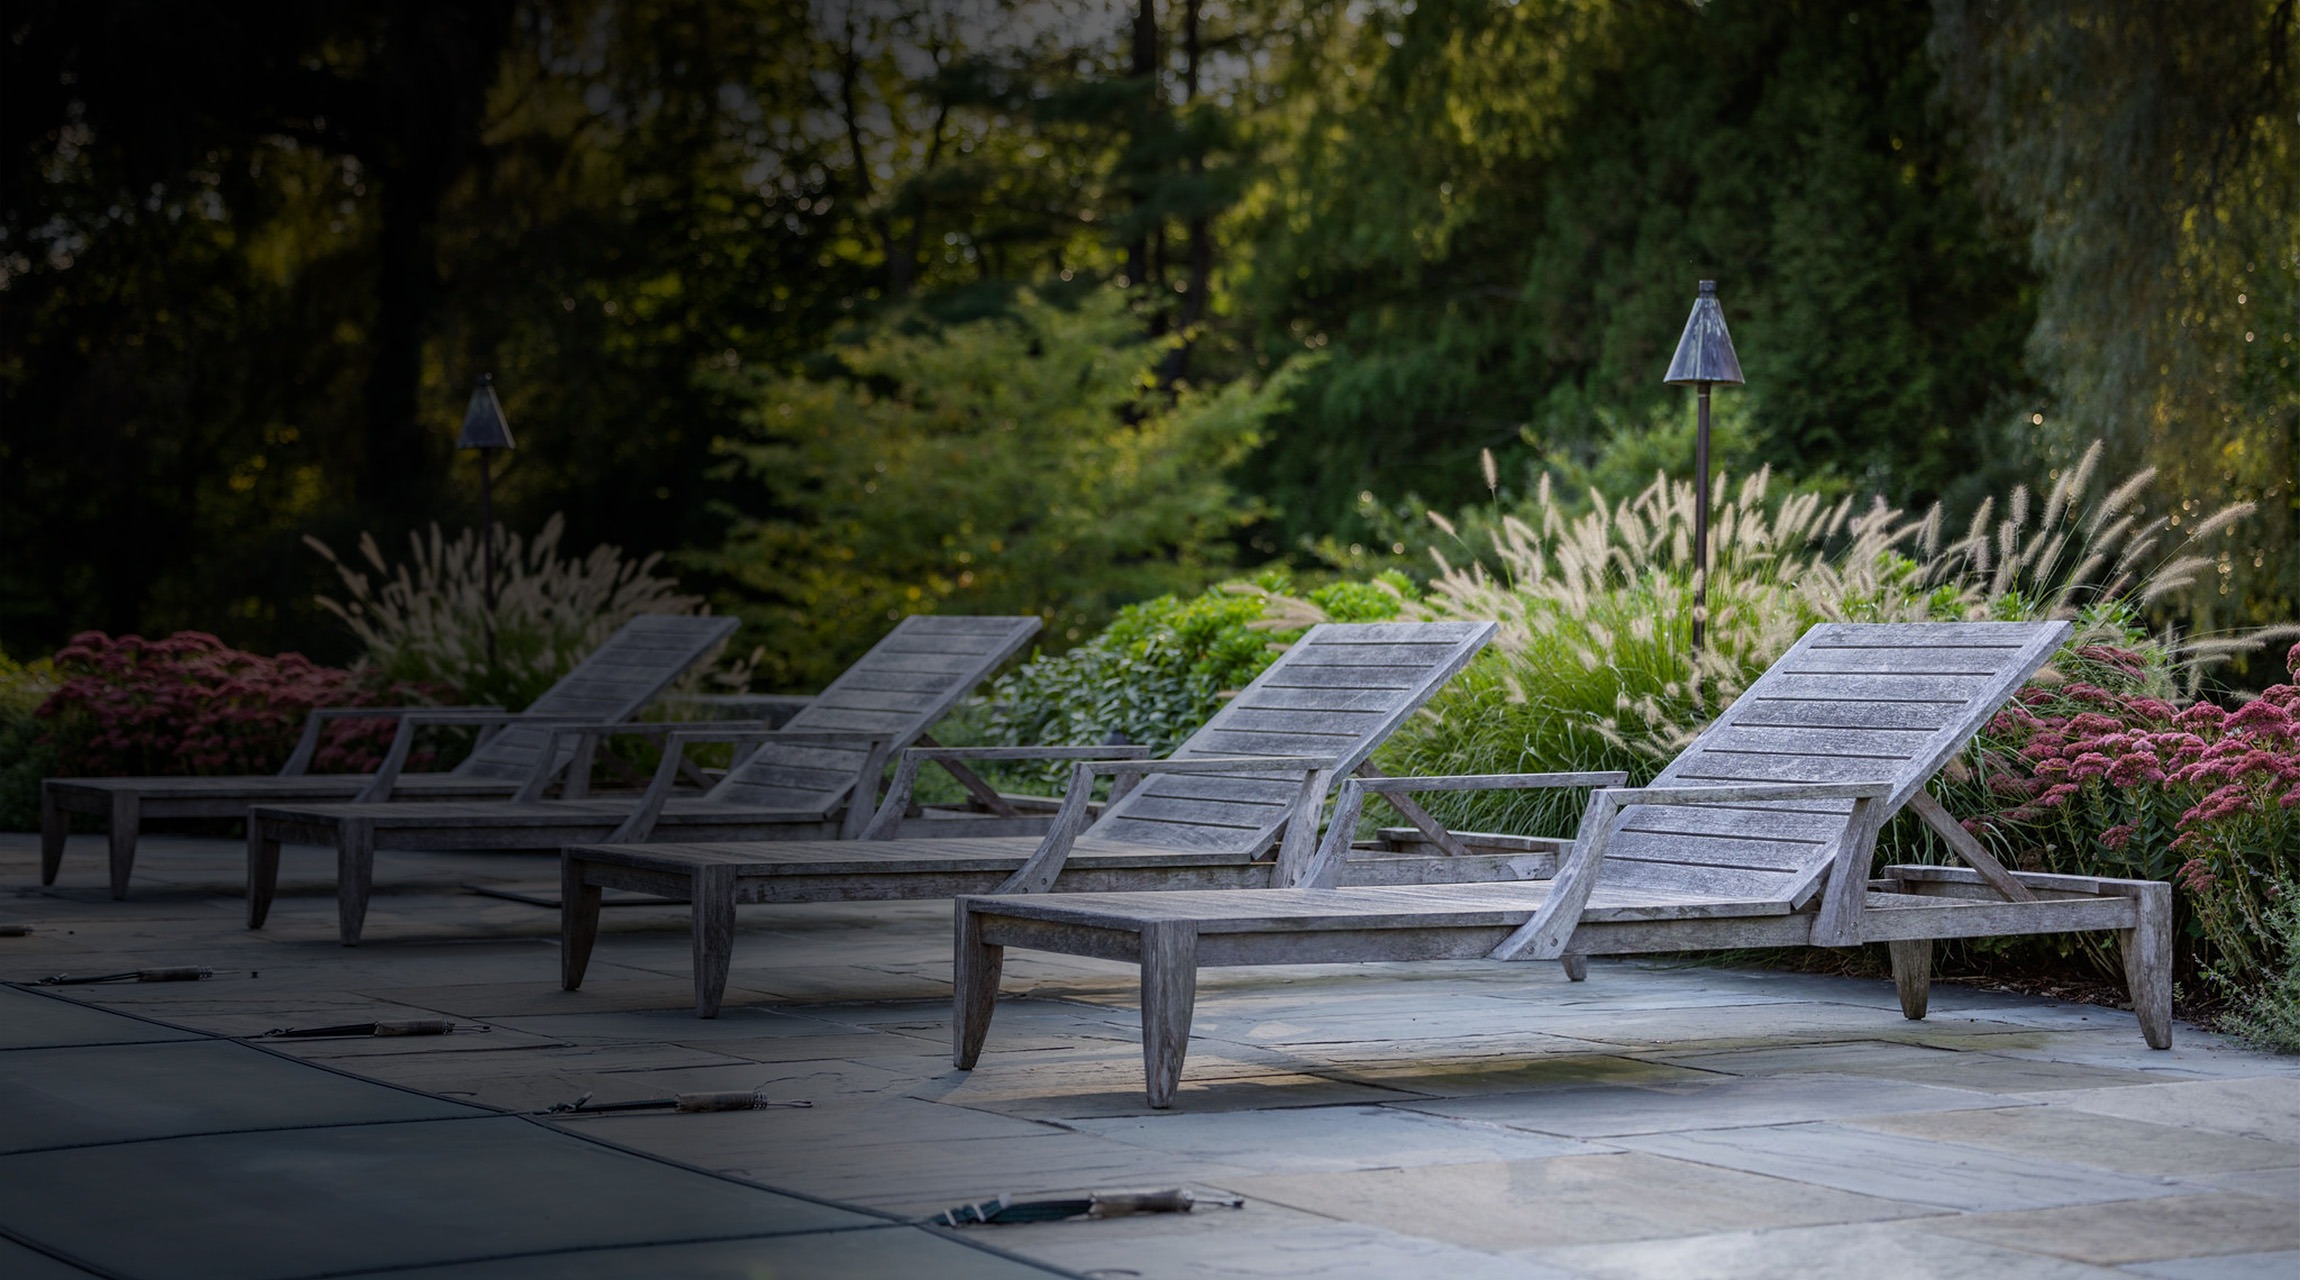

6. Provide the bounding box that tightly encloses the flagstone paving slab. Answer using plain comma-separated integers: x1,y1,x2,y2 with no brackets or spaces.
2123,1249,2300,1280
1611,1122,2184,1211
1008,1214,1589,1280
355,1228,1068,1280
1398,1072,2014,1137
2161,1165,2300,1201
2033,1076,2300,1144
1844,1106,2300,1176
0,983,201,1049
0,1116,878,1279
13,831,2300,1277
1527,1219,2127,1280
1648,1038,2174,1093
0,1235,104,1278
1064,1104,1604,1173
1224,1151,1933,1251
0,1039,480,1152
1932,1193,2300,1266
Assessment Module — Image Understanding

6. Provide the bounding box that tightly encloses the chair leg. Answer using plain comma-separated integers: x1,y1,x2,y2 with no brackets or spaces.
39,785,67,886
246,819,282,928
954,904,1004,1069
1561,955,1588,982
690,865,736,1018
1888,939,1931,1021
560,856,605,992
1139,920,1199,1110
336,820,375,947
106,792,140,900
2121,883,2174,1049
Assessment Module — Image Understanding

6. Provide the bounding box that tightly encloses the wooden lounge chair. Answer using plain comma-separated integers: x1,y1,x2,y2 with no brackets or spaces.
561,621,1521,1016
245,615,1043,944
953,620,2178,1108
39,614,740,899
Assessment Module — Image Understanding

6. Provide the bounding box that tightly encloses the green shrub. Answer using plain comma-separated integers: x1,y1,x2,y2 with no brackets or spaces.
0,648,59,830
957,576,1411,792
698,288,1303,690
307,514,712,709
2215,880,2300,1053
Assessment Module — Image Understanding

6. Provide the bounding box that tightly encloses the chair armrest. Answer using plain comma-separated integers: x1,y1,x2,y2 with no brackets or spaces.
1599,781,1891,807
858,744,1162,840
280,705,502,776
1304,772,1630,886
511,721,782,802
985,756,1343,893
353,711,587,801
604,730,898,843
1350,771,1632,794
893,744,1159,763
1486,780,1897,962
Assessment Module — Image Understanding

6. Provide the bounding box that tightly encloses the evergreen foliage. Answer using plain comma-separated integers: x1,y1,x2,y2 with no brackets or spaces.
699,288,1299,688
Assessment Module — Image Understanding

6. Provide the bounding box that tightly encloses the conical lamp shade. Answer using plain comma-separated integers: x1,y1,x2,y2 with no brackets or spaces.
457,375,515,450
1663,281,1745,387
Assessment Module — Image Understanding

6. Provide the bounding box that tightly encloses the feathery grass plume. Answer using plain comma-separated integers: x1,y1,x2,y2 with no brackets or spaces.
1376,440,2275,842
306,514,710,709
1380,466,1939,837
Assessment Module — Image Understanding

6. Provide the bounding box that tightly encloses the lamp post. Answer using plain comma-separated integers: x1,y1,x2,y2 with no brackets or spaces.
1663,280,1744,653
456,374,516,663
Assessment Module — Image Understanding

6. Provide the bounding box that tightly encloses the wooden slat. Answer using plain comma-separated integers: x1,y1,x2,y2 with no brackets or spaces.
1670,754,1905,784
806,688,944,714
1086,818,1269,850
1591,858,1802,901
1699,725,1941,758
1227,686,1427,713
1072,621,1495,856
829,671,972,695
1805,621,2050,646
1617,804,1851,842
1187,728,1363,753
1785,648,2030,675
1257,665,1428,690
1729,699,1963,731
1129,775,1321,804
1755,673,1992,703
1218,707,1388,734
1111,795,1294,827
1280,642,1463,667
703,615,1039,810
1607,828,1823,872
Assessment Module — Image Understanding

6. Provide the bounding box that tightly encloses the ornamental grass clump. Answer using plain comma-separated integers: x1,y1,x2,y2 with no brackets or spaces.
307,514,708,709
1377,465,1950,835
1376,439,2272,851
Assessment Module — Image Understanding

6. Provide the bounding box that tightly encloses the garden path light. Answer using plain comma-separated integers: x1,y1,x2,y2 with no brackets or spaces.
456,373,516,662
1664,280,1744,652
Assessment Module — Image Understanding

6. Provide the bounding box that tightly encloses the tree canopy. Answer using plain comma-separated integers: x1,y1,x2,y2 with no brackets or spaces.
3,0,2291,678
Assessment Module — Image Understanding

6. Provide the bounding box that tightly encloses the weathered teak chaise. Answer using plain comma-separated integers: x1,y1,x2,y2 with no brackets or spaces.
561,621,1536,1016
39,613,740,899
954,620,2179,1108
245,615,1043,945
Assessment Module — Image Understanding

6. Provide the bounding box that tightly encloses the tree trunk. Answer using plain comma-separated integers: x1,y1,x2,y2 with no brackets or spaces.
1125,0,1159,290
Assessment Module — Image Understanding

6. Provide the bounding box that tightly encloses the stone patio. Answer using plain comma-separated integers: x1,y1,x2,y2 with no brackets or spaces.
4,830,2297,1278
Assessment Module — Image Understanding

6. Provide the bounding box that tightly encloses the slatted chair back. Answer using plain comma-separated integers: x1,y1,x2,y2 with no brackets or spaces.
1593,621,2071,906
451,614,741,782
702,616,1043,816
1078,621,1498,856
